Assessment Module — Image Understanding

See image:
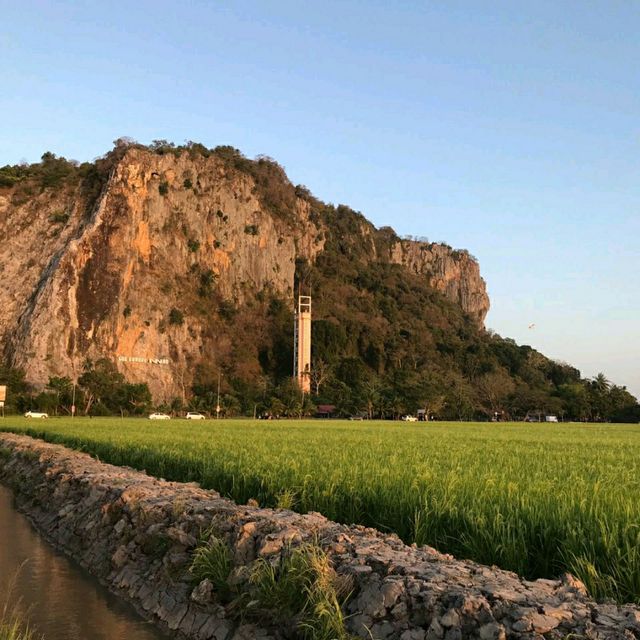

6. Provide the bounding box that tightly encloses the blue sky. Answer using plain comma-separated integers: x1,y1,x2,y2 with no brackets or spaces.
2,1,638,395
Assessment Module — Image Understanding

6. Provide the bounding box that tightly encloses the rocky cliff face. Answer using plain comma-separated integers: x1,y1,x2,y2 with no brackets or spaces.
389,240,489,325
0,147,488,398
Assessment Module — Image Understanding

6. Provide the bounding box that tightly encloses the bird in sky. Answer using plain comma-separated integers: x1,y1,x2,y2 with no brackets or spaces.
528,323,536,330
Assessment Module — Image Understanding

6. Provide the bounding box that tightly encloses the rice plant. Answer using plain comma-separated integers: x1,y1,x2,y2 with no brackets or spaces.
3,417,640,604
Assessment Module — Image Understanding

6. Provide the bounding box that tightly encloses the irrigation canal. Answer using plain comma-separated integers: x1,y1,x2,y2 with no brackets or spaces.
0,484,166,640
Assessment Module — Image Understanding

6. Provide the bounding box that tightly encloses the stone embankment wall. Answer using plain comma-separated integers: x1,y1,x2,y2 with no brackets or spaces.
1,432,639,640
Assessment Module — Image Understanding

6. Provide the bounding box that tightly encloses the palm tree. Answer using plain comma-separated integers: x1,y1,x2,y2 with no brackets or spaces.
590,373,611,421
592,373,610,394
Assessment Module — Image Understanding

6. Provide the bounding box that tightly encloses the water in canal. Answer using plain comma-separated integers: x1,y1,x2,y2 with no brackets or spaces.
0,484,168,640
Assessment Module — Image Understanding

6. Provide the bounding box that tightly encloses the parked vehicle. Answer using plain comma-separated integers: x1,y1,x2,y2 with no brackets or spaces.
401,415,418,422
24,411,48,419
524,412,559,423
149,413,171,420
185,412,205,420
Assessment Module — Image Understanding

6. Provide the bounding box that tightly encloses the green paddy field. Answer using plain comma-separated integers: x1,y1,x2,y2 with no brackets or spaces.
2,418,640,604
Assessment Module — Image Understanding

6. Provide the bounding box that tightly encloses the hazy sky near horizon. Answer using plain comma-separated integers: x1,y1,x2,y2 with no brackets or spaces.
2,1,639,396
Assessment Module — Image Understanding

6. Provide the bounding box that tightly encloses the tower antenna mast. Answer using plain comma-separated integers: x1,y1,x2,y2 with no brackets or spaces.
293,293,312,394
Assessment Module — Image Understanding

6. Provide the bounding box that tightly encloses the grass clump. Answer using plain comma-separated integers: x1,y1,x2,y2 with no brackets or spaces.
189,533,353,640
250,543,353,640
190,532,233,600
1,572,41,640
0,619,37,640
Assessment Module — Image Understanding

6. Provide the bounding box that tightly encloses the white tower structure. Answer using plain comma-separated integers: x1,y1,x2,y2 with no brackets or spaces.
293,295,312,393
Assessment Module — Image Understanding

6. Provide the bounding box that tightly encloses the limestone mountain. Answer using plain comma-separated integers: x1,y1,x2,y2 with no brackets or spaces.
0,144,486,397
2,142,635,421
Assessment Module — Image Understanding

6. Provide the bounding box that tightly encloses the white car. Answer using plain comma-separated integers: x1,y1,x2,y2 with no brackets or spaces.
401,415,418,422
149,412,171,420
24,411,48,419
185,412,205,420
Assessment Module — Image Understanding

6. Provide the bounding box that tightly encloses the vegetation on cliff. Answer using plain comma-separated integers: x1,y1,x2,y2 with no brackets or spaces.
1,140,638,421
300,207,639,422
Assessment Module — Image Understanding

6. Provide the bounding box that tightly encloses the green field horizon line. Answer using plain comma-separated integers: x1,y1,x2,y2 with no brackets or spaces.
2,418,640,605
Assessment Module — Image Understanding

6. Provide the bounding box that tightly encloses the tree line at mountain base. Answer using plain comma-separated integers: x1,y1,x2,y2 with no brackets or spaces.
1,356,638,422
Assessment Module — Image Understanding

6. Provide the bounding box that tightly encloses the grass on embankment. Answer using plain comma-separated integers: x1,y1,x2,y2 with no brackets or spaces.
190,531,354,640
2,417,640,604
0,621,38,640
1,586,40,640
